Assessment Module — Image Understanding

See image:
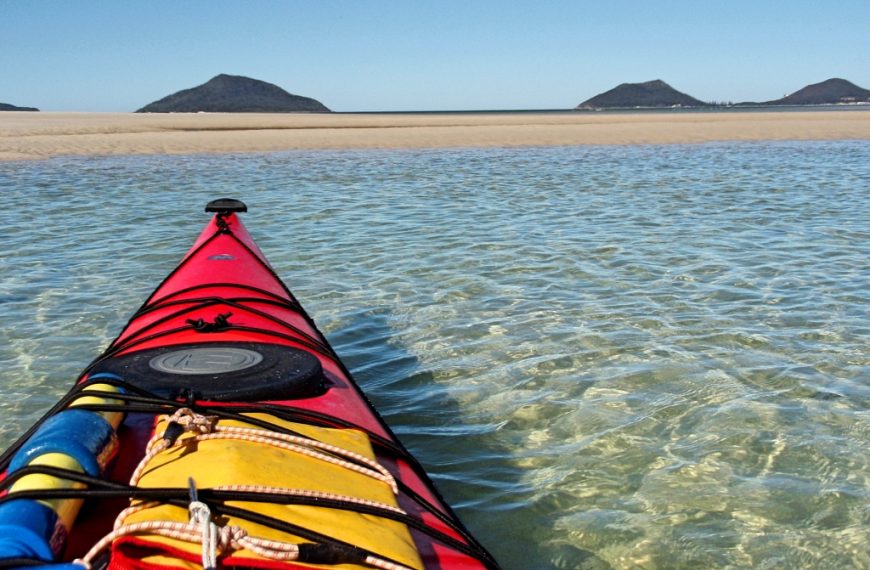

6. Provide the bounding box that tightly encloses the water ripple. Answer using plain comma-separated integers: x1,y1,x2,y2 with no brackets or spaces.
1,141,869,568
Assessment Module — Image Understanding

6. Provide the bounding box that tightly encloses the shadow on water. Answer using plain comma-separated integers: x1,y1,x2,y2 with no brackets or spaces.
325,306,610,570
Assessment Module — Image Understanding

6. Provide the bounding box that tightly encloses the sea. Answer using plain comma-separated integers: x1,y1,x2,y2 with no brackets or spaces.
0,140,868,569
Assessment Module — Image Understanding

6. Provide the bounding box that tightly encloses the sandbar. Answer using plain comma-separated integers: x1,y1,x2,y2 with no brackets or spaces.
2,109,869,161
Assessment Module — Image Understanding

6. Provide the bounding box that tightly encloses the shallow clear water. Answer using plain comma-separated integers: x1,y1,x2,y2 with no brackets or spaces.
1,142,868,569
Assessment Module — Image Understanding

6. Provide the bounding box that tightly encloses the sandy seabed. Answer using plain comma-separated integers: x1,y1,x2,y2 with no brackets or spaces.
2,109,870,161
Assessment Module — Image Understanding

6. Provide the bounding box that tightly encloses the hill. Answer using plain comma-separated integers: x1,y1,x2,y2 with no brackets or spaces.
0,102,39,111
763,78,870,106
577,80,709,109
137,74,330,113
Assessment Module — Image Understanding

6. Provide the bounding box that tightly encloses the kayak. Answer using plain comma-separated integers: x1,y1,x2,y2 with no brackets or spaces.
0,199,498,570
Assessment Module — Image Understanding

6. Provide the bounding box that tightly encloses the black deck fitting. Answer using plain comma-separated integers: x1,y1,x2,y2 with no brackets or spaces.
206,198,248,214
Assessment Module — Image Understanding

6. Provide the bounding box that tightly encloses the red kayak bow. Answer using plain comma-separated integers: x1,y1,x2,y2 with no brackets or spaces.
0,199,498,570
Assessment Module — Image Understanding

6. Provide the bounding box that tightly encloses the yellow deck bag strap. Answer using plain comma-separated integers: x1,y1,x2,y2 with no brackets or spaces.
108,412,424,569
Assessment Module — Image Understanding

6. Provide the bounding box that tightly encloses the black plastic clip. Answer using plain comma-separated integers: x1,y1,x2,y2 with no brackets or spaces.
187,312,233,332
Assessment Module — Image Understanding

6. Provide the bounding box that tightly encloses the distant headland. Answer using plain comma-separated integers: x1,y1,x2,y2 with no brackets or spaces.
577,78,870,110
755,78,870,106
0,102,39,112
136,74,331,113
577,80,708,110
4,76,870,115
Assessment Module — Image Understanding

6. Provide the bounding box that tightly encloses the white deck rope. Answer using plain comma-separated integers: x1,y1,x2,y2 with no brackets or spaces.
75,408,415,570
129,408,398,494
209,424,399,494
74,516,415,570
73,516,301,569
212,484,408,515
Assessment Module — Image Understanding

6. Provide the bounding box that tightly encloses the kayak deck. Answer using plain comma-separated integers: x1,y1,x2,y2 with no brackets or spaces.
0,200,498,570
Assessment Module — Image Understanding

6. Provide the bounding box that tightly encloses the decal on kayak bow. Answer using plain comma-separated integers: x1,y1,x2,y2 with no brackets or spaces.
149,346,264,375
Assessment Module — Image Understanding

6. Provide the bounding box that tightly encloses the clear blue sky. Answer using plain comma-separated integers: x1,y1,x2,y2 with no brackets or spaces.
1,0,868,112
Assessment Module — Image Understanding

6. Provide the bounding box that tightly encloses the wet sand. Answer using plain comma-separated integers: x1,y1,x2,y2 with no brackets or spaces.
2,109,869,160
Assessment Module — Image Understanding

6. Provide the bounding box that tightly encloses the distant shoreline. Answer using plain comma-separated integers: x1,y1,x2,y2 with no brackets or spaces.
2,109,869,161
339,104,870,116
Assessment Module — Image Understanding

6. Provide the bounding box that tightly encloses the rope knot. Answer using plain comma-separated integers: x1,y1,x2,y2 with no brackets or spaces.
188,500,212,524
187,490,221,569
169,408,219,435
218,525,249,550
215,213,232,234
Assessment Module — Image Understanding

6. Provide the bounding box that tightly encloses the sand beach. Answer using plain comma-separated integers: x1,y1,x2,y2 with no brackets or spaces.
2,109,869,161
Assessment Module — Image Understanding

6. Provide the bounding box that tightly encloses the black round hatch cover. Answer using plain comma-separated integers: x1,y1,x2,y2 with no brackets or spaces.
91,342,325,401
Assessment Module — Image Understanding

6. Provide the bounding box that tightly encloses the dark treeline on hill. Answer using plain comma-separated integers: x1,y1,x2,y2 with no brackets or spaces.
577,77,870,110
137,74,330,113
0,102,39,111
